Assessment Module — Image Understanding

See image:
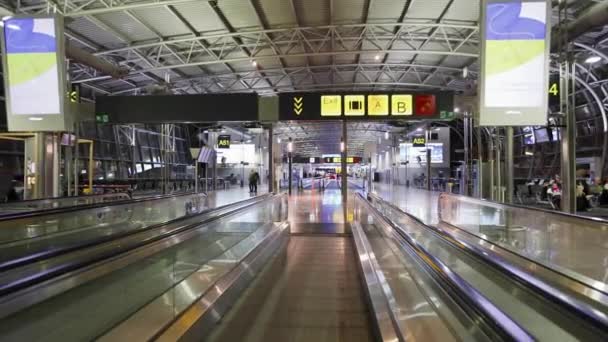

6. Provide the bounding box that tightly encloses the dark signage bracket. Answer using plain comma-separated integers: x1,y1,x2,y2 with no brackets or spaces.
96,94,259,124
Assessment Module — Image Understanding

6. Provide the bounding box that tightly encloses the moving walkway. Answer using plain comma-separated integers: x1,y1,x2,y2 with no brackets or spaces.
0,190,606,341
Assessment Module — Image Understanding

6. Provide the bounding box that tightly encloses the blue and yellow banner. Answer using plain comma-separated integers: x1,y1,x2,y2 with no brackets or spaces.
479,0,550,126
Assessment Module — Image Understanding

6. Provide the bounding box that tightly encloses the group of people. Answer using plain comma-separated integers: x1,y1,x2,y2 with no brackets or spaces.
531,174,608,211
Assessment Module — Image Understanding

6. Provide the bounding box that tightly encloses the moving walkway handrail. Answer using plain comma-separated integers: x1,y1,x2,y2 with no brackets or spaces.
0,194,275,300
0,193,268,273
438,191,608,226
368,192,608,335
358,193,534,342
0,191,202,221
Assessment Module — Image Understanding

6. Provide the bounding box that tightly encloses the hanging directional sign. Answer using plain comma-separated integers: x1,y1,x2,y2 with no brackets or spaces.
293,96,303,115
412,136,426,147
279,92,453,121
548,74,560,112
217,135,231,149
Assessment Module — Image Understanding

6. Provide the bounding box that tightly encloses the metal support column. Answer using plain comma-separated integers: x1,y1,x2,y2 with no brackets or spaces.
288,137,293,195
368,154,372,193
463,113,470,195
426,126,432,191
557,1,576,212
560,61,577,213
268,126,274,193
496,133,503,202
194,161,199,193
505,126,514,204
478,126,484,199
488,133,495,201
342,121,348,202
74,123,80,197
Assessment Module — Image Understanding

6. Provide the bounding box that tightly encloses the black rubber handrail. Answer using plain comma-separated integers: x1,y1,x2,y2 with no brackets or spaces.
0,191,202,221
358,192,534,342
0,193,269,273
368,192,608,336
0,194,276,297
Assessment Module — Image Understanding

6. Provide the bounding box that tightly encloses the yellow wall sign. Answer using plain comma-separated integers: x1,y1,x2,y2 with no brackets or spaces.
344,95,365,116
368,95,389,116
392,95,413,116
217,135,231,149
321,95,342,116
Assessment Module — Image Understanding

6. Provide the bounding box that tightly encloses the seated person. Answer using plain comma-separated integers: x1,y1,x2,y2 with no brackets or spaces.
576,181,590,211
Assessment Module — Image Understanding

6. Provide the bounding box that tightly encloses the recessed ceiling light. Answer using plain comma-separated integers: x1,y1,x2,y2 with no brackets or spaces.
585,56,601,64
29,117,43,121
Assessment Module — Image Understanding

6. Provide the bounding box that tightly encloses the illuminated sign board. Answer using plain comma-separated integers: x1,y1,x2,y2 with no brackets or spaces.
412,136,426,147
280,92,453,121
392,95,413,116
290,156,362,164
217,135,231,149
321,95,341,116
368,95,389,116
548,74,559,112
1,16,67,131
479,0,550,126
344,95,365,116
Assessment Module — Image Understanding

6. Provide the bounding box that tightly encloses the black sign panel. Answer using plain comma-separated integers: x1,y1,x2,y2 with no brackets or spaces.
217,135,231,149
279,92,453,121
96,94,258,124
548,74,560,112
412,136,426,147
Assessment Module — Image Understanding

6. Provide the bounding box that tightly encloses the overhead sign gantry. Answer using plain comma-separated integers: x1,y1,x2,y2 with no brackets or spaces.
94,92,454,123
279,92,454,121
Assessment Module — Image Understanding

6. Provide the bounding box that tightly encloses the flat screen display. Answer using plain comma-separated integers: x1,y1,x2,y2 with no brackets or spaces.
479,1,550,126
524,133,535,145
216,144,256,164
4,17,62,115
400,143,444,164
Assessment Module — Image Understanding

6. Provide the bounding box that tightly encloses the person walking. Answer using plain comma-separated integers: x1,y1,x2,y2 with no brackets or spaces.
248,170,256,193
252,171,260,193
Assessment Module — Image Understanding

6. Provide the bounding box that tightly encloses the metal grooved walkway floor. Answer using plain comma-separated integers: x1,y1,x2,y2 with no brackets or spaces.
207,224,374,342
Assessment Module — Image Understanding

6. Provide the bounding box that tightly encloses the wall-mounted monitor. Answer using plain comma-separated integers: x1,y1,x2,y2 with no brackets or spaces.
400,143,444,164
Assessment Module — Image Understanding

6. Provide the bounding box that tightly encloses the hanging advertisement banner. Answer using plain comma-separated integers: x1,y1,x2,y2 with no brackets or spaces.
1,16,67,131
479,0,551,126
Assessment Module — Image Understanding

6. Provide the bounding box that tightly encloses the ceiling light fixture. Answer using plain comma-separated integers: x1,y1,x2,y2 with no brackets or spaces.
375,55,380,61
251,60,257,67
585,55,601,64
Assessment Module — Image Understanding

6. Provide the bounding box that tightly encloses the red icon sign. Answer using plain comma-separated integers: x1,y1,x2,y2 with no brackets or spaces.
415,95,436,116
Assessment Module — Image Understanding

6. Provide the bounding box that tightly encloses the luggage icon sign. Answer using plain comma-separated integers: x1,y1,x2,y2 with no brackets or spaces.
294,97,303,115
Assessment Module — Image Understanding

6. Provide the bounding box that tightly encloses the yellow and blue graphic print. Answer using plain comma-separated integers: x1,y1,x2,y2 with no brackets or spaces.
484,1,547,109
4,18,61,115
